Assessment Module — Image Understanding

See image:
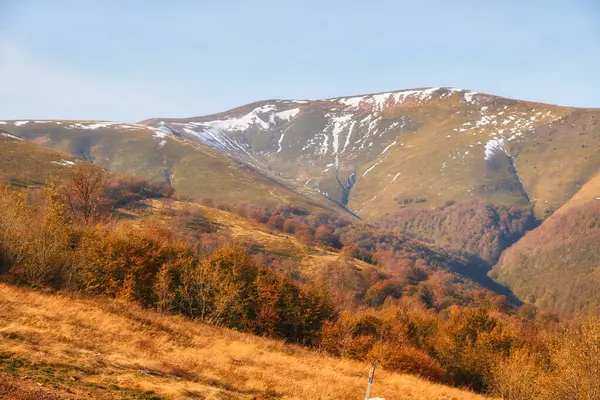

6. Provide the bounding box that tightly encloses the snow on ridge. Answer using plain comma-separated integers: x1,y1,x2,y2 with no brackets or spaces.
484,138,506,160
14,121,29,126
463,91,479,104
197,104,299,133
0,132,24,141
336,87,442,110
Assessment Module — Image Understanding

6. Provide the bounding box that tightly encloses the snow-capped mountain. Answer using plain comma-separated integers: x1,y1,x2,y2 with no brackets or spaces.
2,86,599,220
142,86,589,219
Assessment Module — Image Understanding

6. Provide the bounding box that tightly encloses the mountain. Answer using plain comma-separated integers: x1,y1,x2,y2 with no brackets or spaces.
0,120,338,212
139,88,600,268
3,86,600,316
143,87,600,220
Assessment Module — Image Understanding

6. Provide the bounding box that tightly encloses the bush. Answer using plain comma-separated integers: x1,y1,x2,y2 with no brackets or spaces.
367,342,447,382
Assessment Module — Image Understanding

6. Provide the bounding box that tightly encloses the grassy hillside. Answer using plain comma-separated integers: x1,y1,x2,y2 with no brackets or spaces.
144,88,600,221
490,200,600,317
0,120,338,212
0,283,488,400
1,158,599,399
0,131,77,186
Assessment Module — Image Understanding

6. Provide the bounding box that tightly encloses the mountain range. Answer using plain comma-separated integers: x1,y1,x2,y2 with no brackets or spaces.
2,86,599,316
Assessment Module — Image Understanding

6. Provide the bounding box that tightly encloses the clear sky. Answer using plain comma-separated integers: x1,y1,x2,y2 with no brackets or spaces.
1,0,599,122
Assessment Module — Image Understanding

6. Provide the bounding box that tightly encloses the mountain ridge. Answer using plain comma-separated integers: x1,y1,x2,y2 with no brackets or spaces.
3,86,600,315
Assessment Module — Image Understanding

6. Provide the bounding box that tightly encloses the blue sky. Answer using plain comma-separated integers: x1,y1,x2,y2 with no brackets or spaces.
1,0,599,121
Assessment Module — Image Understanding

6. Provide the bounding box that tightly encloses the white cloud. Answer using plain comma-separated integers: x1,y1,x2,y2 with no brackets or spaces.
0,37,162,121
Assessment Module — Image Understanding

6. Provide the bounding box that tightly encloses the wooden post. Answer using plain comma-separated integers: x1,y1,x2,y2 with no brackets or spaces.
364,363,376,400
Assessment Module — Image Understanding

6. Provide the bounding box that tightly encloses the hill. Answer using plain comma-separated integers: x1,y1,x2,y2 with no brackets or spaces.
0,120,339,212
0,283,488,400
0,129,77,186
1,153,599,399
490,198,600,317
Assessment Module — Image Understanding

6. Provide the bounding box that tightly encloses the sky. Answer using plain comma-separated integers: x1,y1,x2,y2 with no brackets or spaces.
1,0,600,122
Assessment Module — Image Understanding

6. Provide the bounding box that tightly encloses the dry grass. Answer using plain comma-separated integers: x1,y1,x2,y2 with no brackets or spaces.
147,200,372,278
0,284,489,399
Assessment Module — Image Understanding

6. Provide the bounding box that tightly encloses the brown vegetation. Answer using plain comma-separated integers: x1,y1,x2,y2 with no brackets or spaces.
0,283,488,400
391,200,536,266
1,167,600,399
491,200,600,316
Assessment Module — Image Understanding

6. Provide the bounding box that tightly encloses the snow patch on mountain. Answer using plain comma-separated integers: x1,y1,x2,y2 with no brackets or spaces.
341,121,356,154
484,138,506,160
457,107,559,146
52,159,76,167
440,88,463,99
463,91,479,103
270,108,300,123
326,113,354,167
277,133,285,153
381,139,398,154
318,132,329,155
68,122,120,130
363,161,381,176
191,105,299,133
157,124,176,135
0,132,23,141
14,121,29,126
335,87,442,111
152,130,170,148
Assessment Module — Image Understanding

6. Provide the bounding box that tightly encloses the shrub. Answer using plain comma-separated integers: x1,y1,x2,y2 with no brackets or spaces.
367,342,447,382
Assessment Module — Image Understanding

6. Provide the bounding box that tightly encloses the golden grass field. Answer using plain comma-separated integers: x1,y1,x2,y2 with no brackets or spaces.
0,283,489,400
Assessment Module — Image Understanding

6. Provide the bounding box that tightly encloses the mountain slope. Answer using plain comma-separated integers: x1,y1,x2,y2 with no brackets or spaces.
0,120,339,212
143,87,600,221
0,129,77,186
0,283,488,400
490,198,600,317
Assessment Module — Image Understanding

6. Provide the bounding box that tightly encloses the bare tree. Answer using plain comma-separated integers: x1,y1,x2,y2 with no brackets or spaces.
62,163,107,224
